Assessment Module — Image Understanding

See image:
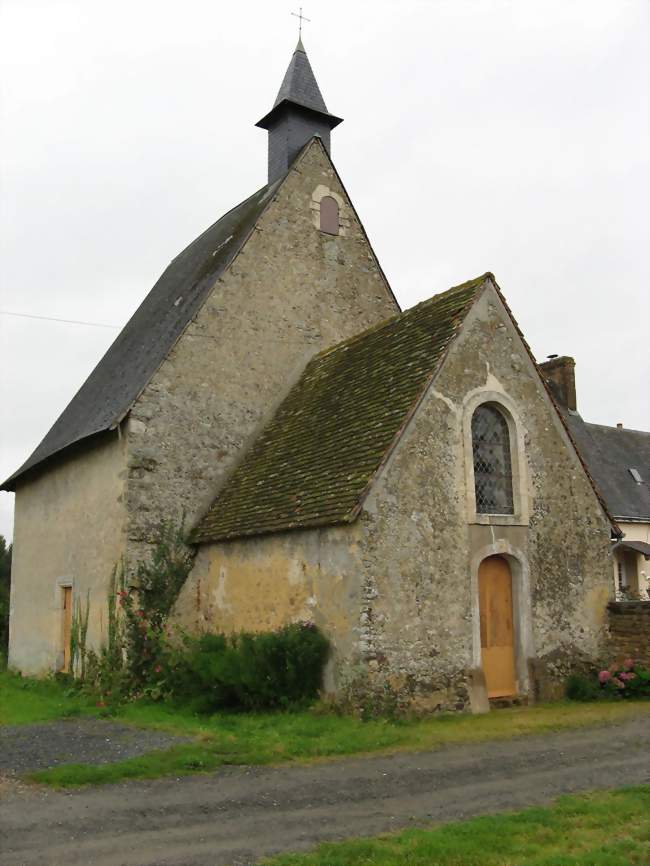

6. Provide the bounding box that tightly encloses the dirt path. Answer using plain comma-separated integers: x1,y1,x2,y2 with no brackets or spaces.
2,715,649,866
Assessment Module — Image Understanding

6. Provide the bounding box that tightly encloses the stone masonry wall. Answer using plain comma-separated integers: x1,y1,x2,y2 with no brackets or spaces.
171,523,363,694
349,285,612,712
608,602,650,668
124,139,397,570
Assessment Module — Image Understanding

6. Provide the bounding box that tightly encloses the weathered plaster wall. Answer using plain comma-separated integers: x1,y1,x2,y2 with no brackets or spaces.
8,432,127,674
171,524,363,691
349,286,612,710
124,139,397,567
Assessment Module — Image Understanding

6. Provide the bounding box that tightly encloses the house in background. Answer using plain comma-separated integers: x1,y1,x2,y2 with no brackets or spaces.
540,356,650,599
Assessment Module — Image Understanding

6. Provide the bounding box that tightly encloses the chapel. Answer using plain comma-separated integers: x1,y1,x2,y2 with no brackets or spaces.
2,40,617,710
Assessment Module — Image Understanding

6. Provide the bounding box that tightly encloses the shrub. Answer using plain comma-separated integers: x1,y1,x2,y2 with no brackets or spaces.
165,623,330,712
566,673,601,702
598,659,650,699
567,659,650,701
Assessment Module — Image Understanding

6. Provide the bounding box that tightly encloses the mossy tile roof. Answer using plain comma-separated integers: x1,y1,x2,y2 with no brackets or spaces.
192,274,490,543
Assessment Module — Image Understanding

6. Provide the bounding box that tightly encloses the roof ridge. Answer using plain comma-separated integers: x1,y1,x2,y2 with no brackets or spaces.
584,421,650,437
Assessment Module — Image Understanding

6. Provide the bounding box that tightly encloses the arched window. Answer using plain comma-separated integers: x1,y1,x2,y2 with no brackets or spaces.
320,195,339,235
471,404,514,515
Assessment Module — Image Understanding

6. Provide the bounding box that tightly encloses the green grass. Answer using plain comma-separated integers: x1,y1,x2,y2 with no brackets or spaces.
3,670,650,789
261,786,650,866
0,669,98,724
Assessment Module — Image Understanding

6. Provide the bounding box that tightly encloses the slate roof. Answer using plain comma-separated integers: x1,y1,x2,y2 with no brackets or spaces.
562,413,650,521
192,274,488,543
274,38,329,113
256,39,343,130
2,179,283,491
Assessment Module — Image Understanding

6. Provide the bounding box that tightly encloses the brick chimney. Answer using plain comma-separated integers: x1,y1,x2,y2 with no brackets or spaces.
539,356,577,411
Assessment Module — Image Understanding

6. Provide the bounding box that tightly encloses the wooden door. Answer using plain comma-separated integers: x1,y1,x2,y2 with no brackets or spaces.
478,556,516,698
61,587,72,673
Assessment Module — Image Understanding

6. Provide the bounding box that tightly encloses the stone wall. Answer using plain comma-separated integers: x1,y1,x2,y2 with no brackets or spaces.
8,432,127,673
124,138,398,569
349,285,612,711
171,523,363,694
178,282,613,714
608,602,650,668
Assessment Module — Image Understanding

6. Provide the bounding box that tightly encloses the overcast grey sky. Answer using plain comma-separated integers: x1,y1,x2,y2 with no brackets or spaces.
1,0,649,542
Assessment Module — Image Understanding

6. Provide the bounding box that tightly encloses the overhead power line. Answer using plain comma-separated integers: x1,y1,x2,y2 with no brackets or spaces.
0,310,119,329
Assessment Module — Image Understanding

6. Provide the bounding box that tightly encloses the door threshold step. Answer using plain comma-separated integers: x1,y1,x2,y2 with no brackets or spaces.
489,695,528,709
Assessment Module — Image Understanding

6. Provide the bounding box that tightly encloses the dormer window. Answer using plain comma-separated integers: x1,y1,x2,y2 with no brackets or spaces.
320,196,339,235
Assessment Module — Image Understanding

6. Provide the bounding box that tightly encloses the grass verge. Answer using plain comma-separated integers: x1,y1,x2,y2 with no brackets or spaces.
4,670,649,789
260,786,650,865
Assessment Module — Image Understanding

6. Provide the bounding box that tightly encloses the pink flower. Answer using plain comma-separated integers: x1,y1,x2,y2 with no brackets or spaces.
154,665,162,674
619,672,636,681
611,677,625,689
623,658,634,670
598,670,612,683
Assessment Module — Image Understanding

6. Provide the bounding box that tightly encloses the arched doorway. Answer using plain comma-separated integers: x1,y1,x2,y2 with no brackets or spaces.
478,555,516,698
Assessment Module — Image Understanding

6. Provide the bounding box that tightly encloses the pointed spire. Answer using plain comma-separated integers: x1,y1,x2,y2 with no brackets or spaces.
272,38,329,115
256,40,343,184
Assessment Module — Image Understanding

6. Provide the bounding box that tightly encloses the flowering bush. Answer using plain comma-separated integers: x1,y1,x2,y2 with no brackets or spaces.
596,659,650,699
567,659,650,701
74,522,330,712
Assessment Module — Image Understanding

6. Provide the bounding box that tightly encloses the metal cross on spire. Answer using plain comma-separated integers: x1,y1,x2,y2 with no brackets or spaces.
291,6,311,38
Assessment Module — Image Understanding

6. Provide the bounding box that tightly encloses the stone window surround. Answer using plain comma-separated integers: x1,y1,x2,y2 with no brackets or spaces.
462,389,530,527
310,184,350,236
470,540,535,697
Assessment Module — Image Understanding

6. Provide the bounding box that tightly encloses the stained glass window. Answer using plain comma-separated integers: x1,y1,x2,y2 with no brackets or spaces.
471,404,514,515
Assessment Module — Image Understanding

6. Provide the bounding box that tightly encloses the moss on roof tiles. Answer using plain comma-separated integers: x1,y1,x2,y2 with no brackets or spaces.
192,274,490,544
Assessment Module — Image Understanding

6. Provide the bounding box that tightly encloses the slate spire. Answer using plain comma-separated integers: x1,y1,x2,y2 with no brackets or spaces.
256,39,343,184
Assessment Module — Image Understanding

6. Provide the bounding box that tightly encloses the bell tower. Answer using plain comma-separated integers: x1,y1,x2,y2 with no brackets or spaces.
256,39,343,184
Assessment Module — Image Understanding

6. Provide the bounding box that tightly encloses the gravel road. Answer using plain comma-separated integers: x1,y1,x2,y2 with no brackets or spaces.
0,719,189,775
1,715,648,866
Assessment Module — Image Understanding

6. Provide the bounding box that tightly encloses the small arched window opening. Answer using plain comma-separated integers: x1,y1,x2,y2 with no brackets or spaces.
471,404,514,515
320,196,339,235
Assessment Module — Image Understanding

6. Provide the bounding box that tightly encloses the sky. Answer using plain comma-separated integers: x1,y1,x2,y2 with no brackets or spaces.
0,0,648,542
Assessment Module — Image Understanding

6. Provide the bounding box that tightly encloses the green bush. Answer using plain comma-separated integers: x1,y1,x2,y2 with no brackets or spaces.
567,659,650,702
166,623,329,712
566,673,601,702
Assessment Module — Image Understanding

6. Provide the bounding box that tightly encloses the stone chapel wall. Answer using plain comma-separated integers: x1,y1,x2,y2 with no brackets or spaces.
8,432,127,673
171,523,363,693
123,139,397,570
350,286,612,712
